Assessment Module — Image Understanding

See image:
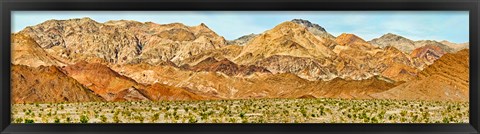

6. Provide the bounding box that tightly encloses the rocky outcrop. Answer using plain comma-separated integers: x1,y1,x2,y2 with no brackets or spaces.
371,49,469,102
334,33,377,50
18,17,227,66
178,45,243,66
230,23,421,81
410,45,446,66
112,64,399,100
291,19,335,40
369,33,459,53
11,64,103,103
11,33,66,67
368,33,418,53
62,61,149,101
234,21,336,65
332,34,419,81
184,57,271,76
254,55,338,81
227,33,259,46
62,61,209,101
440,40,469,52
414,40,453,53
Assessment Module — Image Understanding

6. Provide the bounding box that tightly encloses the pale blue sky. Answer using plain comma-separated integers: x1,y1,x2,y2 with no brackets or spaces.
12,11,469,43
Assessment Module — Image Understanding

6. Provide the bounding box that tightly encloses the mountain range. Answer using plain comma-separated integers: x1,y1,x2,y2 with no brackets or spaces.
11,18,469,103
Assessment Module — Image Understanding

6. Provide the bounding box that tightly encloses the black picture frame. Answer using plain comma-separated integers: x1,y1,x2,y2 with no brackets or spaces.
0,0,479,134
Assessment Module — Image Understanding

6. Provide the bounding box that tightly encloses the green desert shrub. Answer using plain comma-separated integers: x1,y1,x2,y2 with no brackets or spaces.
80,115,89,123
100,115,107,123
24,119,34,124
54,118,60,123
15,118,23,123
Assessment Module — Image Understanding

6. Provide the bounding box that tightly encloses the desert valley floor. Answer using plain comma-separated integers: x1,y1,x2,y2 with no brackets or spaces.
12,98,469,123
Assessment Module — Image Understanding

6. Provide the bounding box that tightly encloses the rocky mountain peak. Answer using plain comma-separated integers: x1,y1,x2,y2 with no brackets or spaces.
410,44,446,65
68,17,100,25
291,19,327,32
439,40,469,52
199,23,208,28
378,33,411,42
234,21,335,65
271,21,305,32
11,18,471,102
335,33,368,45
104,19,143,27
227,33,259,46
440,40,452,45
291,19,335,39
369,33,416,53
79,17,94,21
383,33,400,37
45,17,96,23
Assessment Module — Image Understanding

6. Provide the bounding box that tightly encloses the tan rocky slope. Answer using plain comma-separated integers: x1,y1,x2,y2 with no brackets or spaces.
369,33,419,53
234,21,336,65
11,64,104,103
18,18,226,66
413,40,453,53
440,40,469,52
62,61,211,101
410,45,446,66
112,64,400,100
371,49,469,102
332,34,419,81
227,33,259,46
291,19,336,40
334,33,377,50
178,45,243,67
226,19,334,46
11,33,65,67
62,61,149,101
228,21,424,81
181,57,271,76
369,33,466,54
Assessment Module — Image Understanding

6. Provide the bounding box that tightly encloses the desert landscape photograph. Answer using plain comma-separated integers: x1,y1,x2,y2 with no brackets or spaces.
10,11,469,123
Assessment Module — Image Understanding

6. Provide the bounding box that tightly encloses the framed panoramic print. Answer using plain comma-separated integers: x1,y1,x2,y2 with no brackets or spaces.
0,0,479,134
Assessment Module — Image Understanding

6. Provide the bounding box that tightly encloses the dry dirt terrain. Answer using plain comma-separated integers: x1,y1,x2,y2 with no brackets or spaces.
12,98,468,123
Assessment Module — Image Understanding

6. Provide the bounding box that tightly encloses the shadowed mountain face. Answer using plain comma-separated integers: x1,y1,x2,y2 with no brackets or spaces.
182,57,271,76
11,18,470,103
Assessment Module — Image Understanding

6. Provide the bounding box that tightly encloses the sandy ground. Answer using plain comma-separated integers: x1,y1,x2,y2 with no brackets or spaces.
11,98,468,123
